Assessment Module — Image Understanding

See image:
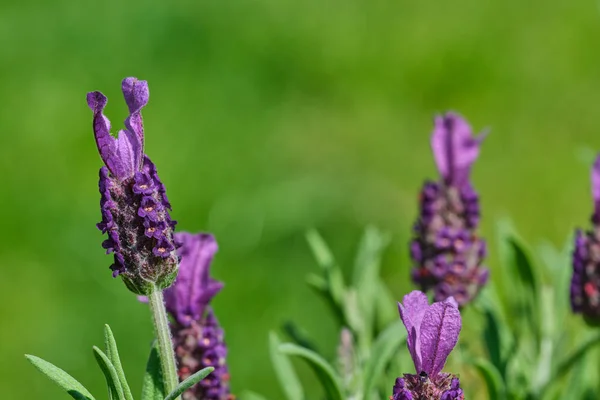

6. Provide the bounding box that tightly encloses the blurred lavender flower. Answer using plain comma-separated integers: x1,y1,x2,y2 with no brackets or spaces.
571,155,600,321
410,112,489,306
87,78,178,295
392,291,464,400
165,232,231,400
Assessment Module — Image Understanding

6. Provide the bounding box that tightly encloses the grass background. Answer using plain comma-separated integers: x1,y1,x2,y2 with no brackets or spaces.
1,0,600,398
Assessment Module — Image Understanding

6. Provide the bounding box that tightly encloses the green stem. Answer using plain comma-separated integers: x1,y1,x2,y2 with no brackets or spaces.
148,287,180,399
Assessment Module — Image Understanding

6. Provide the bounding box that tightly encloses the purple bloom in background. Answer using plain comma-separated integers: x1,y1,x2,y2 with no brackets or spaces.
165,232,231,400
410,113,489,306
571,155,600,322
88,78,178,295
392,291,464,400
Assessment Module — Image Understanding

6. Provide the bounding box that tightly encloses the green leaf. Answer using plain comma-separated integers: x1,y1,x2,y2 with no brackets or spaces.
305,230,346,308
496,220,541,341
475,287,515,378
537,234,574,339
93,346,126,400
469,358,506,400
279,343,344,400
374,278,397,332
483,306,502,372
351,226,391,349
141,344,165,400
25,355,96,400
104,325,134,400
551,332,600,384
531,287,555,395
306,273,345,326
269,332,304,400
239,391,269,400
362,320,405,398
282,321,319,353
164,367,214,400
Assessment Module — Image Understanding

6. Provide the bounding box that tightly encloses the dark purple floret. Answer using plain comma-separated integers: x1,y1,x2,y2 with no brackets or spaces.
391,291,464,400
173,310,231,400
88,78,178,295
392,374,464,400
571,155,600,322
164,232,231,400
410,112,488,307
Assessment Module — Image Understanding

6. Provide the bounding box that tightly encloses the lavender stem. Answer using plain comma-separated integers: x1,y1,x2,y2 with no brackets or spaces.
148,286,180,400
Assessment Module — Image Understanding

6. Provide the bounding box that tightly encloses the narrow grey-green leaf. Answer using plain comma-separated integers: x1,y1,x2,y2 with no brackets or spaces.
351,226,391,350
469,358,506,400
305,230,346,307
282,321,319,353
279,343,344,400
93,346,126,400
141,344,165,400
269,332,304,400
306,273,345,326
374,278,397,331
164,367,214,400
362,320,405,398
25,355,96,400
496,219,541,341
104,325,134,400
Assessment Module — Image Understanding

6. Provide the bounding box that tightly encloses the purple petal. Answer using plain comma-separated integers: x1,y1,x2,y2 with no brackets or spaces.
419,297,461,378
122,77,149,155
431,112,486,187
591,155,600,205
398,291,430,373
164,232,223,325
86,90,142,181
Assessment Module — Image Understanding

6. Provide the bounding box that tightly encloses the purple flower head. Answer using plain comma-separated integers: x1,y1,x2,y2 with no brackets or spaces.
162,232,230,400
392,291,464,400
164,232,224,326
410,112,488,307
88,78,178,295
571,154,600,323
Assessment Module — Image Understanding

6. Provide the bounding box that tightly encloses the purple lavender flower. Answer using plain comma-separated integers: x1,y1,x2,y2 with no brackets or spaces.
88,78,178,295
410,112,489,306
165,232,231,400
571,155,600,322
392,291,464,400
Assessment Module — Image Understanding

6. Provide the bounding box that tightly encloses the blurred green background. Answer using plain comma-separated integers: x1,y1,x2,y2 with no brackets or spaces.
2,0,600,398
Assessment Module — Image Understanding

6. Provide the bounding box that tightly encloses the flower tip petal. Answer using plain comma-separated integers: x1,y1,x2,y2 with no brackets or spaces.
419,300,462,377
122,77,149,112
87,91,107,112
444,296,459,308
592,154,600,203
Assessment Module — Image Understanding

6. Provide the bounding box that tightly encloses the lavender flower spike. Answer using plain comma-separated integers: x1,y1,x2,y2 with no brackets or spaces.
88,78,178,295
571,155,600,322
165,232,231,400
410,112,489,306
392,291,464,400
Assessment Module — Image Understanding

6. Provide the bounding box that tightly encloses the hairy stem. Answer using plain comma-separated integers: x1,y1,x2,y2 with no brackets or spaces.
148,287,180,399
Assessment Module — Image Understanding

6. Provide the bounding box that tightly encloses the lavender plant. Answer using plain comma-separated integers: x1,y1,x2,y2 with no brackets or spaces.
571,155,600,322
26,78,215,400
470,220,600,399
410,113,488,306
253,227,408,400
24,83,600,400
